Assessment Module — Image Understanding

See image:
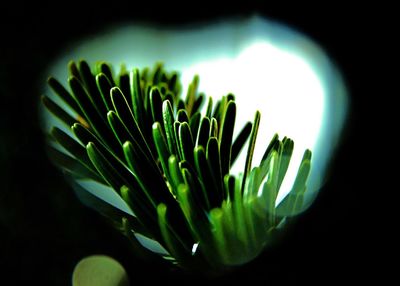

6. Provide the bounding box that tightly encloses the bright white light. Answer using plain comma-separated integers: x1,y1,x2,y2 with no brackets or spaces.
180,42,325,205
192,243,199,255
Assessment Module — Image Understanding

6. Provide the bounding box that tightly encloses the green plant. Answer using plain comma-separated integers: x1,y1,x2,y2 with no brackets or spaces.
42,60,311,274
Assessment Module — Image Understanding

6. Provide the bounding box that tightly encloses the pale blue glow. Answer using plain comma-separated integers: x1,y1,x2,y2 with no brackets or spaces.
134,233,169,255
44,16,348,214
76,180,134,216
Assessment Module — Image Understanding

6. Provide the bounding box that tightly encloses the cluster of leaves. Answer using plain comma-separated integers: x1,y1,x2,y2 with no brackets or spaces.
42,60,311,273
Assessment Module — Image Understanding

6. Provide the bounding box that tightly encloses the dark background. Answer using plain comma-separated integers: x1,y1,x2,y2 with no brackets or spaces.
1,2,376,285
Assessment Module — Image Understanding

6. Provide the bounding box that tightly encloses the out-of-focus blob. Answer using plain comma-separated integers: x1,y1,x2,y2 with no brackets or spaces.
72,255,129,286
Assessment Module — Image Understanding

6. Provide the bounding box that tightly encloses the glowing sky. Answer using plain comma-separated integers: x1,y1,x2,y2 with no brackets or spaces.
44,16,348,214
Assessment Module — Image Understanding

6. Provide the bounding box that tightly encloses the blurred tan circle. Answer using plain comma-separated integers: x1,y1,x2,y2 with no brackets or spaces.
72,255,130,286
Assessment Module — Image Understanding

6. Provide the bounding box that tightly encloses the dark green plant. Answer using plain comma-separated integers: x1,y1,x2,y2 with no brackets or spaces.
41,60,311,274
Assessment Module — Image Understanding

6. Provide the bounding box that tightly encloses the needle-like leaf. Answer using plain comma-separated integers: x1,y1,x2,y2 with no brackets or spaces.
241,111,261,193
41,95,77,128
220,101,236,177
43,61,313,273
